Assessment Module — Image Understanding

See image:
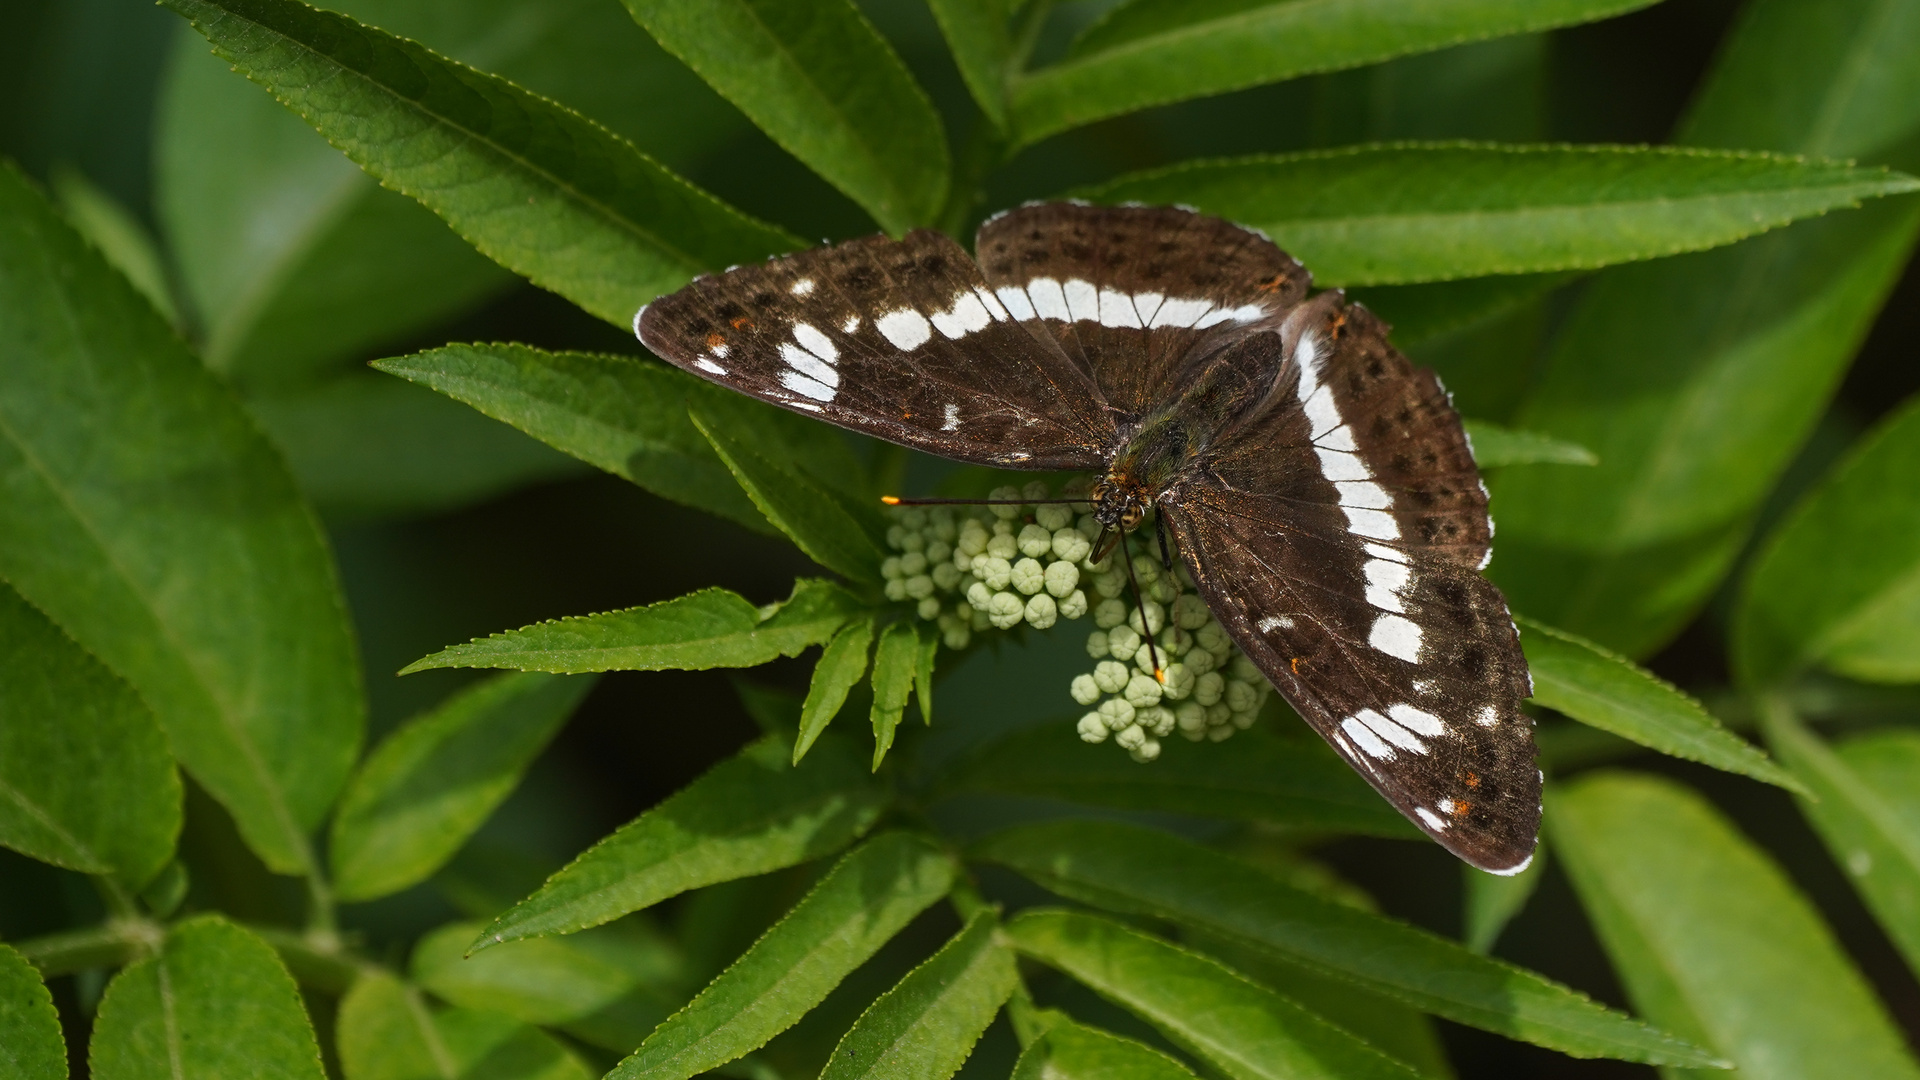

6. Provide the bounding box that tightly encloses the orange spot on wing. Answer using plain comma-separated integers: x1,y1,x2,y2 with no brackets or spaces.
1328,311,1349,340
730,316,754,330
1463,770,1481,788
1257,272,1290,294
705,332,726,348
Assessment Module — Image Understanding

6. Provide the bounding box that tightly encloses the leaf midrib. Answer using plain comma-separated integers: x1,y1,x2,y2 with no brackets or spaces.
190,1,714,278
1247,186,1890,231
0,779,103,872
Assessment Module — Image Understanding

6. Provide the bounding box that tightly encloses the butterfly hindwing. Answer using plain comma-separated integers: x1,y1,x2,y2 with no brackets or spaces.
974,203,1308,418
1164,297,1539,873
638,230,1115,469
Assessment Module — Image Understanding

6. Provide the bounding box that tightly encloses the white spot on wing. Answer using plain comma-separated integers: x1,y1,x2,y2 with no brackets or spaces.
1098,287,1144,328
1487,852,1534,876
1337,481,1392,509
694,358,727,375
1315,448,1372,482
1149,297,1212,328
1027,278,1069,320
1316,425,1358,451
996,286,1037,321
1194,302,1264,328
1415,807,1448,831
779,369,835,402
790,278,816,296
1369,614,1423,661
1437,797,1456,814
876,308,932,350
1256,615,1293,632
1388,703,1445,737
1366,542,1407,564
1356,708,1427,753
1130,291,1166,325
932,290,992,339
1343,506,1400,540
709,343,731,359
1341,717,1395,760
1064,278,1099,322
942,403,960,431
792,323,837,363
779,343,838,388
1294,333,1323,398
841,315,861,334
1366,584,1405,613
1304,385,1341,439
974,286,1011,321
1476,705,1499,727
1365,558,1412,593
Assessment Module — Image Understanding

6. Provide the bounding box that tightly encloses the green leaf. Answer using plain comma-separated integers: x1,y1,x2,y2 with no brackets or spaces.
692,406,887,584
927,0,1012,130
1550,771,1920,1079
91,916,325,1080
412,920,680,1049
403,581,861,675
372,344,871,535
1010,0,1660,146
247,373,585,521
0,583,180,886
1463,840,1546,954
475,733,889,949
944,725,1419,839
158,0,741,384
974,819,1720,1066
914,623,937,727
1463,421,1596,467
1080,144,1917,286
797,619,875,764
0,163,361,876
1011,1015,1199,1080
868,623,918,770
162,0,798,329
1517,617,1804,792
337,971,592,1080
818,911,1018,1080
331,673,598,902
49,163,177,327
1487,0,1920,655
612,832,958,1080
1352,272,1574,350
1735,395,1920,685
1760,706,1920,975
616,0,948,232
1007,910,1421,1080
0,943,65,1080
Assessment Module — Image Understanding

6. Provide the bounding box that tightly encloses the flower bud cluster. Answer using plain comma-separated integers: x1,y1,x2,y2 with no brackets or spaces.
1067,555,1271,762
880,482,1270,764
880,480,1097,652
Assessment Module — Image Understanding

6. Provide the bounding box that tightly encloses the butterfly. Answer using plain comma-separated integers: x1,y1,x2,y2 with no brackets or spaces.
636,202,1538,874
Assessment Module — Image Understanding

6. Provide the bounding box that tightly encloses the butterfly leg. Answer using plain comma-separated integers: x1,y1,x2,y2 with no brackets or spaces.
1155,511,1174,573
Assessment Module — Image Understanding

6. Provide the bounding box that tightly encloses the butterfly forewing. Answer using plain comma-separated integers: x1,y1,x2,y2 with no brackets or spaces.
1165,299,1538,872
975,203,1308,418
638,230,1114,469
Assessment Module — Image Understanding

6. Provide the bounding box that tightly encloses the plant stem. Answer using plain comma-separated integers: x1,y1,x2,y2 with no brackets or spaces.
248,923,370,996
15,919,163,977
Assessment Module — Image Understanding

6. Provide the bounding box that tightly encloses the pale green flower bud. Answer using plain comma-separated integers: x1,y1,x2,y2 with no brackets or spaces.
1093,598,1127,628
1233,709,1258,730
917,597,941,620
1070,674,1102,706
1044,560,1080,598
900,507,929,528
881,556,903,580
943,623,971,650
953,601,974,621
1076,513,1100,538
886,525,907,549
1106,624,1141,661
1134,642,1172,676
1077,713,1109,742
987,532,1019,560
1051,528,1092,564
1184,647,1218,675
1059,589,1089,620
966,581,993,610
971,607,991,631
1023,480,1051,502
1160,663,1195,700
1131,554,1160,586
958,522,989,558
1086,630,1110,660
1025,593,1058,629
1176,702,1208,734
1127,600,1166,636
925,539,951,563
989,485,1023,520
1124,673,1163,707
1196,623,1232,657
1231,655,1261,682
1139,705,1176,737
1158,626,1192,656
1194,671,1224,706
980,556,1013,591
987,591,1025,629
932,562,961,591
1092,660,1130,694
1011,557,1045,595
953,549,973,572
1098,697,1136,731
1207,703,1232,727
1093,569,1126,599
1149,577,1177,604
1172,594,1210,630
884,578,909,602
1130,738,1162,763
904,574,934,600
900,551,928,576
1114,723,1146,750
1036,503,1074,530
1018,524,1053,558
900,530,926,552
930,509,957,542
1225,679,1259,713
1208,725,1234,742
992,519,1013,536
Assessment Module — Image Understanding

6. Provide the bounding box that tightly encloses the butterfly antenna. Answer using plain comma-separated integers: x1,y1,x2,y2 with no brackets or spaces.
1119,530,1165,683
880,495,1093,507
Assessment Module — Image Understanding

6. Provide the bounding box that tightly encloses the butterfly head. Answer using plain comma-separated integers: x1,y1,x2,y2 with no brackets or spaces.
1089,473,1153,533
